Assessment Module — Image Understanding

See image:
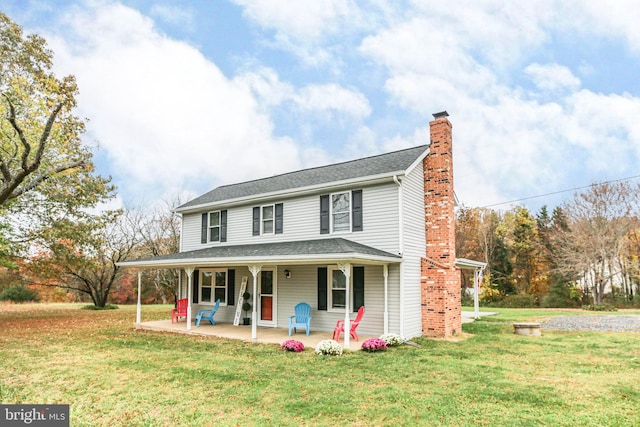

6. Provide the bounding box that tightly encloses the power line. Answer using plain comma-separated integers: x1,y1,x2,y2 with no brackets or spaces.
480,174,640,208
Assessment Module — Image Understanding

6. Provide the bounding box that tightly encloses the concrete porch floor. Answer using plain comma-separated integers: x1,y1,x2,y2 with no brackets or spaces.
136,319,372,351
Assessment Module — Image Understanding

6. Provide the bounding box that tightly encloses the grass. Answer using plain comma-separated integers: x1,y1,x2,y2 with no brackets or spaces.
1,304,639,426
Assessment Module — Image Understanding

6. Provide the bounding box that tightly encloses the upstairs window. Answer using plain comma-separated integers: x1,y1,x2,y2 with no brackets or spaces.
332,192,351,232
253,203,283,236
201,210,227,243
320,190,362,234
209,211,220,241
262,205,274,234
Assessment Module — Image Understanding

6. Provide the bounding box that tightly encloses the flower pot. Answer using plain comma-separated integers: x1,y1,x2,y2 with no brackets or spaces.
243,318,251,325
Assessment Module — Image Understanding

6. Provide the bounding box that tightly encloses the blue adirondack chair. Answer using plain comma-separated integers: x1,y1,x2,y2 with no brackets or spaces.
288,302,312,336
195,299,220,326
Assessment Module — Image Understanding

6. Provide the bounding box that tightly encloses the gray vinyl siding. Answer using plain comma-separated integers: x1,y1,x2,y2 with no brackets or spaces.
181,264,391,336
400,162,427,338
180,182,400,254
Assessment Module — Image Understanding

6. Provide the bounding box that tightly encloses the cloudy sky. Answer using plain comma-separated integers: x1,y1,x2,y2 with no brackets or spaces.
4,0,640,212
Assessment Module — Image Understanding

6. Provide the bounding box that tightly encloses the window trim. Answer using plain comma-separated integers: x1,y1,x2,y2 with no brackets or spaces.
261,204,275,235
330,191,352,233
199,268,228,306
327,266,351,313
208,210,221,242
253,203,283,236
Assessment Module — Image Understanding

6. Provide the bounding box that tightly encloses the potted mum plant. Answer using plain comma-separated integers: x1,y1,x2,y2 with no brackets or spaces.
242,292,251,325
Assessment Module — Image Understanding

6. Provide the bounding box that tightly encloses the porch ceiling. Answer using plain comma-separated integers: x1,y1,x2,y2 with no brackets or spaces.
118,237,402,269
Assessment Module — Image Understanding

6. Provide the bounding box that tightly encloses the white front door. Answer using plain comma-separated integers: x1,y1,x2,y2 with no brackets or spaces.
258,269,277,327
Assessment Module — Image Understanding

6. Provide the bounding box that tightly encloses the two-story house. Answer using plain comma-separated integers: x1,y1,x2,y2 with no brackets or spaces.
120,112,463,347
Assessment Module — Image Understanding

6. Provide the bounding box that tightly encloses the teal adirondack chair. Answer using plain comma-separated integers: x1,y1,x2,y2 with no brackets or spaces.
288,302,312,336
195,299,220,326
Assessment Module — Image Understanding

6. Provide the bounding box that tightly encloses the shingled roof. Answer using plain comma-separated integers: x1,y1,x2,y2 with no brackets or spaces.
178,144,429,210
118,238,402,268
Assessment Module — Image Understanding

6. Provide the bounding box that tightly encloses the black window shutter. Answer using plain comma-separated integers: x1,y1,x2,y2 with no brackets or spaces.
192,269,200,304
220,210,228,242
320,195,329,234
201,213,208,244
353,266,365,312
352,190,363,232
227,269,235,305
317,267,327,310
252,207,260,236
275,203,283,234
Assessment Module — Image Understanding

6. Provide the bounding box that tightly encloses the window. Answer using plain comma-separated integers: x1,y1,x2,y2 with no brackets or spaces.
209,211,220,242
329,267,347,311
320,190,362,234
331,192,351,232
199,269,227,305
201,210,227,243
262,205,274,234
253,203,283,235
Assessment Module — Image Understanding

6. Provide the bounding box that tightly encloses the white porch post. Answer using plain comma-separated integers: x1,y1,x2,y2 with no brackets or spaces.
185,267,194,331
383,264,389,334
249,265,262,341
136,271,142,325
338,263,351,349
473,268,480,319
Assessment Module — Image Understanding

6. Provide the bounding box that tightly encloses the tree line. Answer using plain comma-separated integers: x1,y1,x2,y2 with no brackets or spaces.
456,181,640,308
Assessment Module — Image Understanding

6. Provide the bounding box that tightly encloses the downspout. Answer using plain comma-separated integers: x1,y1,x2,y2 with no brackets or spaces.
393,175,404,337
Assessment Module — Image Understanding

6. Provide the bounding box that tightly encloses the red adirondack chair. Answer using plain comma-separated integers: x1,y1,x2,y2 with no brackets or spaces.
172,298,188,323
332,306,365,341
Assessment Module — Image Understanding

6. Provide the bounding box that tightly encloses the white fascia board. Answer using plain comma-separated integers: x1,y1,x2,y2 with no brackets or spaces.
174,171,406,214
404,146,430,176
117,253,402,269
455,258,487,269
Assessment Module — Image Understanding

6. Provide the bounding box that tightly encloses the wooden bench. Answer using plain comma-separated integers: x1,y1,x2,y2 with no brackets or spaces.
513,322,541,336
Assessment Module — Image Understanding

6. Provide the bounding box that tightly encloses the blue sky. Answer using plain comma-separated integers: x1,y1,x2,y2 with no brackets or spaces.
4,0,640,213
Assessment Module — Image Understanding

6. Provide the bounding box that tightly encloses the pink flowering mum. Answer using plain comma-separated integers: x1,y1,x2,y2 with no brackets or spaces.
361,337,388,352
281,340,305,352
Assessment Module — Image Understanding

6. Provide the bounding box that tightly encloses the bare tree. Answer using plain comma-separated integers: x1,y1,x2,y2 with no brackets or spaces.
554,182,640,305
135,197,182,303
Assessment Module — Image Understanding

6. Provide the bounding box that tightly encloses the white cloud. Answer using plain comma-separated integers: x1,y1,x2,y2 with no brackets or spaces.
357,2,640,208
232,0,358,40
295,84,371,118
47,2,302,203
525,63,581,93
150,4,195,27
238,67,370,118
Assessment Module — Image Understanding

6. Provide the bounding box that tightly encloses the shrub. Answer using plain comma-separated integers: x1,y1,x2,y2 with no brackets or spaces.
582,304,618,312
281,340,305,352
492,293,538,308
83,304,119,310
315,340,342,356
361,337,388,353
380,333,405,347
0,284,39,303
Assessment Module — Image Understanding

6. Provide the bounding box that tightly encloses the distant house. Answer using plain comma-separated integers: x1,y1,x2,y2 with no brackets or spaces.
120,112,470,347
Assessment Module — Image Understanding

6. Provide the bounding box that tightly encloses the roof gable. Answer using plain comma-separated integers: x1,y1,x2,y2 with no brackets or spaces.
178,145,428,210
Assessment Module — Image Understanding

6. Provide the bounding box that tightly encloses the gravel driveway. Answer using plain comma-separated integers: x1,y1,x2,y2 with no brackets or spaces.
540,315,640,332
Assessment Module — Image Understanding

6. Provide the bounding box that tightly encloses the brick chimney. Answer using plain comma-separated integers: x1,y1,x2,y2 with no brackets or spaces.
421,111,461,337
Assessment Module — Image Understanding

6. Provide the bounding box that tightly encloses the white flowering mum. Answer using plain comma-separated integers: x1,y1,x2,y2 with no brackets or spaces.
380,333,405,347
315,339,343,356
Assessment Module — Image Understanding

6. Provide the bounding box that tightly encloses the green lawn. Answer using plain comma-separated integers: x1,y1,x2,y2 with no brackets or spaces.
1,304,639,426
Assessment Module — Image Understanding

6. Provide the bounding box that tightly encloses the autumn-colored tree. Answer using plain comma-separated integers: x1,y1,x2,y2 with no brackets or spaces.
25,210,139,307
0,12,113,265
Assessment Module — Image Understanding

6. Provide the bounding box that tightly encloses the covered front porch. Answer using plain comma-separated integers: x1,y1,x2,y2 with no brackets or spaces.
136,318,374,351
119,238,402,350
